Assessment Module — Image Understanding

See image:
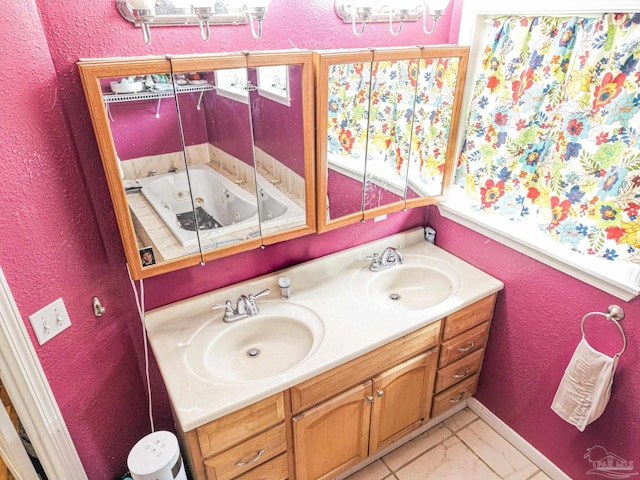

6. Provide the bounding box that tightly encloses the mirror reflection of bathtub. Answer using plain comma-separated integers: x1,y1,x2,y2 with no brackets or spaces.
256,179,306,238
135,164,305,249
137,165,258,248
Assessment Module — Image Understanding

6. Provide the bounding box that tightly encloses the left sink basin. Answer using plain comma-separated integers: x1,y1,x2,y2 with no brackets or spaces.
183,301,324,383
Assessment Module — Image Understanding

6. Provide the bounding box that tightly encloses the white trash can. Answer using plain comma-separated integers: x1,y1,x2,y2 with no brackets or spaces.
127,431,187,480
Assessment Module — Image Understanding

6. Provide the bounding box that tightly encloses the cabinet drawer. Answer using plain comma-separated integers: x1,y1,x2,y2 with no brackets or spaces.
431,374,478,418
203,423,287,480
435,348,483,393
197,393,285,458
442,295,495,341
291,321,440,414
439,322,489,368
233,452,288,480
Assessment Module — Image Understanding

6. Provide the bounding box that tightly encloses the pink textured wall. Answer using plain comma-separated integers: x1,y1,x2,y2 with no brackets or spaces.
0,1,462,479
251,67,306,177
428,207,640,479
205,89,255,165
110,97,186,160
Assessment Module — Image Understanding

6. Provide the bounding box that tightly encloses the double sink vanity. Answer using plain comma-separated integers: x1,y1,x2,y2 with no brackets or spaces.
75,44,494,480
145,227,503,480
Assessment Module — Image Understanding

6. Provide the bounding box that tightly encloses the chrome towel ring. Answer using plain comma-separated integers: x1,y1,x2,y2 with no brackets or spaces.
580,305,627,357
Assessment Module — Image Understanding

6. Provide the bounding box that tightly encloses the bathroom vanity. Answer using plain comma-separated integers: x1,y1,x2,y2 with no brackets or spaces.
145,228,503,480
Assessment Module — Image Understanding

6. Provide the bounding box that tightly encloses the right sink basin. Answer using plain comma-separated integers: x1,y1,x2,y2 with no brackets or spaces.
352,255,462,312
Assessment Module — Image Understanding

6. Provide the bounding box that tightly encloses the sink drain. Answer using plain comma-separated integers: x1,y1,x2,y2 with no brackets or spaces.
247,348,260,358
389,293,401,301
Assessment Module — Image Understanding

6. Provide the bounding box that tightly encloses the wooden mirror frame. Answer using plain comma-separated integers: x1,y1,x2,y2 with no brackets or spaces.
78,51,316,280
403,46,469,211
315,46,469,233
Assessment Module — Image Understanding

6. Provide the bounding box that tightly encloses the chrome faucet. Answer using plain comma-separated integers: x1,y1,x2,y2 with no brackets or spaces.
213,288,270,323
366,246,403,272
168,165,179,173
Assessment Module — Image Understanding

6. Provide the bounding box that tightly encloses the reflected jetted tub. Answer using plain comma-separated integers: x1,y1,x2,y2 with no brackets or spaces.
137,164,305,247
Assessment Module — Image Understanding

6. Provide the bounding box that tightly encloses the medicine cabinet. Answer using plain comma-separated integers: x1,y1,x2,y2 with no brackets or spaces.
78,51,316,279
315,46,469,232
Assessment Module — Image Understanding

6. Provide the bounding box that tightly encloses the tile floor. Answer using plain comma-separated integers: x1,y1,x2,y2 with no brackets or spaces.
345,408,552,480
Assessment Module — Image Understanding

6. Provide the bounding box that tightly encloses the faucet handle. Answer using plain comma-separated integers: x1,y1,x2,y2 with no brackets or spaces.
213,300,235,315
366,252,382,271
249,288,270,300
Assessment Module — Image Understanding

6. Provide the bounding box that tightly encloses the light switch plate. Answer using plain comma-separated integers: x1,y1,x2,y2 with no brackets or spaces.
28,298,71,345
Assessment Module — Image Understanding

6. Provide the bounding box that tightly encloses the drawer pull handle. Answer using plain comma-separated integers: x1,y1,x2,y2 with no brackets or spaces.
457,341,475,353
453,368,470,379
449,392,466,403
235,449,265,467
376,390,384,397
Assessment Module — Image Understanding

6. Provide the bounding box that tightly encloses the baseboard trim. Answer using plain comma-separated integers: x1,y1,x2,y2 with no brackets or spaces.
467,397,571,480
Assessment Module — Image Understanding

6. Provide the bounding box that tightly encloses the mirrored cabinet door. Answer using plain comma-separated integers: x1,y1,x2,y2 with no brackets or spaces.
246,51,316,244
405,47,469,208
315,47,470,233
78,58,208,279
362,49,422,219
107,72,204,264
316,50,374,232
79,52,316,279
171,57,262,257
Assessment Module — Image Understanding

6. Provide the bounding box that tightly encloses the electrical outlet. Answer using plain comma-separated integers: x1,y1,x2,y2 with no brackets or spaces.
424,226,436,244
28,298,71,345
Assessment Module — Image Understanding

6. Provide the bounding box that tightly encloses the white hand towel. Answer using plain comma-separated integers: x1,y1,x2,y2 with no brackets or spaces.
551,337,618,432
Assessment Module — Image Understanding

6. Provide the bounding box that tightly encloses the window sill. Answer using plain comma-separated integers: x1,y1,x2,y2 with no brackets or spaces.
437,189,640,301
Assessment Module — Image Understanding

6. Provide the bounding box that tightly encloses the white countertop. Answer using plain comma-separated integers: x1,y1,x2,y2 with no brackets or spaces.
144,227,504,432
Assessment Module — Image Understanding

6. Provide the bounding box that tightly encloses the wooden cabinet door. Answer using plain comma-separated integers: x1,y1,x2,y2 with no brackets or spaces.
368,349,437,455
292,382,372,480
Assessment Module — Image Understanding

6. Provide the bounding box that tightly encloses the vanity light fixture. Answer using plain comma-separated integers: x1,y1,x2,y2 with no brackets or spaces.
421,0,449,34
126,0,156,45
334,0,450,36
118,0,271,44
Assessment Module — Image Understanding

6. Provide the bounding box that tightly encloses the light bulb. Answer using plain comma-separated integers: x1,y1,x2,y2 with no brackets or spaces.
127,0,156,9
191,0,215,6
427,0,450,10
243,0,271,8
393,0,421,10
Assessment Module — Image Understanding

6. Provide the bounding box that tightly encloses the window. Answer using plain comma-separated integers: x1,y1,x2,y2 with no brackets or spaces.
442,1,640,300
256,65,290,106
214,68,249,104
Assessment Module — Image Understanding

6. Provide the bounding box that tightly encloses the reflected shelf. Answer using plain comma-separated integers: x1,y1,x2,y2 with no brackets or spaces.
102,84,217,104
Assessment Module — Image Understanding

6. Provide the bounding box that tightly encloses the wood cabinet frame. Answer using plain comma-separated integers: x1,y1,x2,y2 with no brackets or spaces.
78,51,316,279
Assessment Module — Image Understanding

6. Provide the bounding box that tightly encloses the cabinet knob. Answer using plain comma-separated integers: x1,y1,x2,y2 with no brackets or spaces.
448,392,466,403
235,449,265,467
376,390,384,397
453,368,470,379
366,395,374,402
457,341,475,353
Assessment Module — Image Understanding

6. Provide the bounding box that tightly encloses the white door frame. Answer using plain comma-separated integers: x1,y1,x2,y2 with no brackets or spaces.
0,267,87,479
0,393,38,479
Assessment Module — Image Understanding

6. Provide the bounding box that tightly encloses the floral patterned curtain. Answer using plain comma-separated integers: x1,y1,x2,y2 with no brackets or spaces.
327,56,461,194
456,14,640,263
327,62,371,164
367,59,418,184
412,57,461,195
